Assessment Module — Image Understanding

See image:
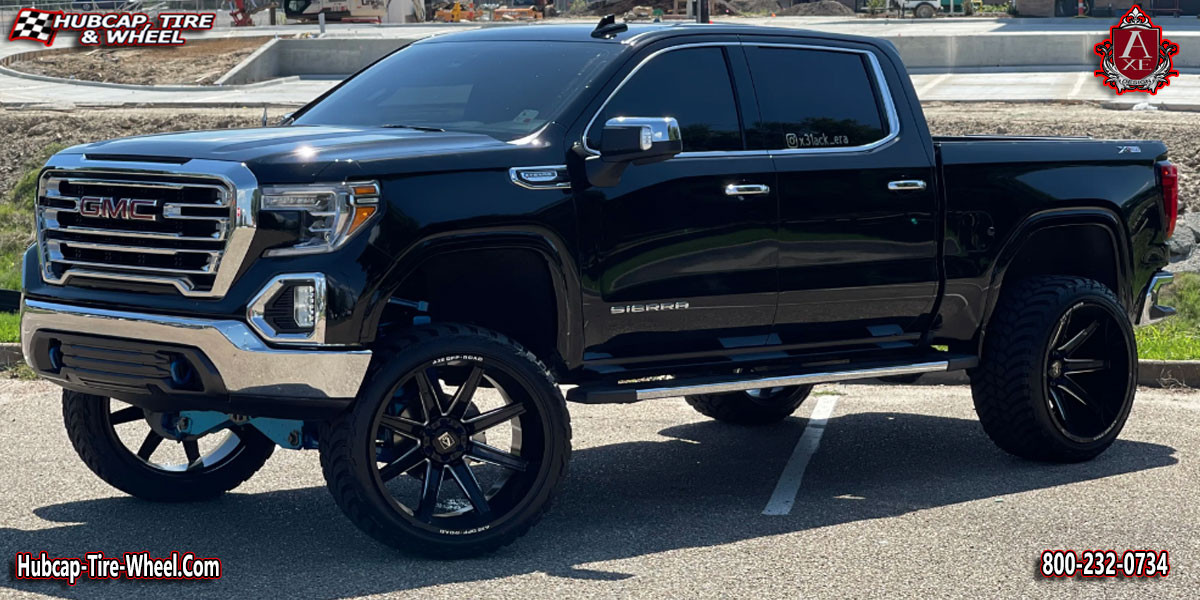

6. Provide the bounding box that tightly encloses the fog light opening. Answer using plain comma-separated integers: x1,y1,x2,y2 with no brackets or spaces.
47,341,63,372
169,356,196,387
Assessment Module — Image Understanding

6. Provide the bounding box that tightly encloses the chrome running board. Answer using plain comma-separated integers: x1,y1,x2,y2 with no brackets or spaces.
568,354,978,404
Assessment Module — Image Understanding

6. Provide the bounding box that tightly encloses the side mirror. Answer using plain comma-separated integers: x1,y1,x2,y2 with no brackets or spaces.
587,117,683,187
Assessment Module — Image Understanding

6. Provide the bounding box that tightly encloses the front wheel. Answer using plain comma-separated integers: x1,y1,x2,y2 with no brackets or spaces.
319,324,571,558
971,276,1137,462
914,3,937,18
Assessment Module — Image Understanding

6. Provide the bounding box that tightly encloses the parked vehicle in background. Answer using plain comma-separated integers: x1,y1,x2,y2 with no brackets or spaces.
21,22,1179,558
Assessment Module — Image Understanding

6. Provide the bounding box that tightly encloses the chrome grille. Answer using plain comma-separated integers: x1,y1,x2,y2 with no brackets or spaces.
36,168,246,297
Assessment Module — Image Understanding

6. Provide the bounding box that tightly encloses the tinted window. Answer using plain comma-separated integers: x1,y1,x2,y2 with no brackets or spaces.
294,41,620,141
587,47,742,153
743,47,887,150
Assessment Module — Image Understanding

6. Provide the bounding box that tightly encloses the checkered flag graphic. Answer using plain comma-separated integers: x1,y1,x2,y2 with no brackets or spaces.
8,9,60,47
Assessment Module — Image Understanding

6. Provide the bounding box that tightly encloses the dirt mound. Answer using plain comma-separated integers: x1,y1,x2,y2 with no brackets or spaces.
778,0,855,15
9,37,272,86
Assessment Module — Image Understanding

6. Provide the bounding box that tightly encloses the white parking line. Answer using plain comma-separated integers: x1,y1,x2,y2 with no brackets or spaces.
762,395,838,516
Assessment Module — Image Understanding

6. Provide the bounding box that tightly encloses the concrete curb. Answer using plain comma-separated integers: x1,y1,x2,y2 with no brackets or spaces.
0,343,21,368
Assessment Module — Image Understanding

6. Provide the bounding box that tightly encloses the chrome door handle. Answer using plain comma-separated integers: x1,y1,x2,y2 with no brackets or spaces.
888,180,927,191
725,183,770,196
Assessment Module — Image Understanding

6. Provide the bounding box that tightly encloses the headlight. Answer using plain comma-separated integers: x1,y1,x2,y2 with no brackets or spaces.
261,181,380,256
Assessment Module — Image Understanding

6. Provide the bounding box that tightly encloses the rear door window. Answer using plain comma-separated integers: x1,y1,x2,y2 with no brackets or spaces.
587,46,744,153
742,46,889,151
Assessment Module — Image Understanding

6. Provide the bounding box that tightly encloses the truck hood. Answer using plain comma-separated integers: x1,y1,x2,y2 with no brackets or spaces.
61,125,533,182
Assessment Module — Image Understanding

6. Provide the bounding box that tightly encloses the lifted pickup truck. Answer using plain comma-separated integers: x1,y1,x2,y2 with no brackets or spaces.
22,21,1179,557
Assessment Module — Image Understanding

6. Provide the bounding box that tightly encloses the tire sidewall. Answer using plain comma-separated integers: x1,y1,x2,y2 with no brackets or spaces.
345,331,569,549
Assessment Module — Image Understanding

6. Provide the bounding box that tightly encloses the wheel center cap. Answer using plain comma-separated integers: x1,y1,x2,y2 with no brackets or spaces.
435,431,458,452
1049,361,1063,379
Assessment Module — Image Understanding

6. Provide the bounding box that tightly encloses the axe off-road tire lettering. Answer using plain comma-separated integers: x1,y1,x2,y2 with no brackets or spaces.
319,324,571,559
971,276,1137,463
62,390,276,502
685,385,813,425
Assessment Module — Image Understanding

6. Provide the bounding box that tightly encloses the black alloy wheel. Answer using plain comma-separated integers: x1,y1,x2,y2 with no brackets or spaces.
320,324,570,558
1042,302,1134,443
62,390,275,501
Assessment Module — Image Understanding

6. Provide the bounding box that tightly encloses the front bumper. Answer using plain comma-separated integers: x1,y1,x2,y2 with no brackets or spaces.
1137,271,1176,327
21,299,371,417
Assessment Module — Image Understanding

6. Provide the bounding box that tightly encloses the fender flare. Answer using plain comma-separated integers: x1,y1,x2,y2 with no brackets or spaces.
979,207,1132,345
360,226,584,369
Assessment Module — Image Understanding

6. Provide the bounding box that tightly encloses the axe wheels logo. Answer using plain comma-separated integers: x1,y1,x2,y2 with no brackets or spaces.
79,197,158,221
1094,5,1180,95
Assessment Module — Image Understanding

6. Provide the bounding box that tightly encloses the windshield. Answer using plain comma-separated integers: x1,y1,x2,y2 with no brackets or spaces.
293,41,621,141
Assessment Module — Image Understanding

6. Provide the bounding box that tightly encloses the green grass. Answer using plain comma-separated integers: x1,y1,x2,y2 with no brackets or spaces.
0,144,66,290
0,311,18,343
1136,272,1200,360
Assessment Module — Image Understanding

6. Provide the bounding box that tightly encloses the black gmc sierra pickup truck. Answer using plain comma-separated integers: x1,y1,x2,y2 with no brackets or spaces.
21,22,1180,557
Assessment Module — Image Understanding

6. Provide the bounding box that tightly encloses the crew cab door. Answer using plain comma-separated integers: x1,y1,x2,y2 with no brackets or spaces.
739,40,940,347
573,43,779,363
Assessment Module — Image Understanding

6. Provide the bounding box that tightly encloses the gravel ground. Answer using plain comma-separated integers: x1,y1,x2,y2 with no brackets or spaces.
9,38,273,86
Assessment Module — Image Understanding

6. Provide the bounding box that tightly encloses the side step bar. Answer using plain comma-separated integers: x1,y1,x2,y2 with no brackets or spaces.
568,355,978,404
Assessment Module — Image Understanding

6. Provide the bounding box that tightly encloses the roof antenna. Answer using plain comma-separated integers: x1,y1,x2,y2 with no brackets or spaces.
591,14,628,39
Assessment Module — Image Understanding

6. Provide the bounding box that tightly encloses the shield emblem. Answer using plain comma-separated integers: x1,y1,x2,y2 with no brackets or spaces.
1111,26,1160,81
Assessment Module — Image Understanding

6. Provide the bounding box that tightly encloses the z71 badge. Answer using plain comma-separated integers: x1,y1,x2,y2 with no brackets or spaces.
1094,5,1179,95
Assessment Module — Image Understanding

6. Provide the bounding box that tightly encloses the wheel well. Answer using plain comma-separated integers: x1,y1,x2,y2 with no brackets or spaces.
385,248,563,373
1001,225,1122,300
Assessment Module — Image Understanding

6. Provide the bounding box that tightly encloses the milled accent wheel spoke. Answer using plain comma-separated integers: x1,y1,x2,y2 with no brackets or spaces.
467,441,529,472
465,402,526,435
1054,377,1094,410
109,406,143,425
415,370,448,420
379,446,426,482
1048,388,1069,423
415,462,445,521
449,461,492,516
136,431,163,460
445,366,484,420
1062,358,1109,375
379,415,424,440
183,440,201,466
1057,320,1100,356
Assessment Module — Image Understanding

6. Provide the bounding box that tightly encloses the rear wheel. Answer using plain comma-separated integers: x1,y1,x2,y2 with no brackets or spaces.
971,276,1137,462
319,324,571,558
685,386,812,425
915,3,936,18
62,390,275,501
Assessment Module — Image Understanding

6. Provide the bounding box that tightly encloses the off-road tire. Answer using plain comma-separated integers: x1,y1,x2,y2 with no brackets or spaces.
63,390,276,502
319,323,571,559
970,276,1137,462
685,385,813,425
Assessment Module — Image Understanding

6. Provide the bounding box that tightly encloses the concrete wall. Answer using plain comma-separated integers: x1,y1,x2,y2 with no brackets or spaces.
217,37,424,85
216,30,1200,87
882,31,1200,69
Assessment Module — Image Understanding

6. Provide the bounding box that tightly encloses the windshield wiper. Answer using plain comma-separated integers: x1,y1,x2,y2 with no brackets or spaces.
380,124,446,132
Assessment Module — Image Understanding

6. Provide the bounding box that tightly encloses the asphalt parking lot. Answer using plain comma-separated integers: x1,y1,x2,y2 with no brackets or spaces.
2,379,1198,599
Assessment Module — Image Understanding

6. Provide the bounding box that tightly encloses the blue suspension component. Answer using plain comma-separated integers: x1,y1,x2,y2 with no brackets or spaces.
175,410,311,450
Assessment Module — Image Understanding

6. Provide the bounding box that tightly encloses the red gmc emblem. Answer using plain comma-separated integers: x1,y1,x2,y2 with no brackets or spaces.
78,196,157,221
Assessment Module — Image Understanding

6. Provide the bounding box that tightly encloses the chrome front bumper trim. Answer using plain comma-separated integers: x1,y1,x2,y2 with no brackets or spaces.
1137,271,1176,327
21,299,370,399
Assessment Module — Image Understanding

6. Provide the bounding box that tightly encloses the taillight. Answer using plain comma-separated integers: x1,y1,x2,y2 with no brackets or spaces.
1159,162,1179,239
